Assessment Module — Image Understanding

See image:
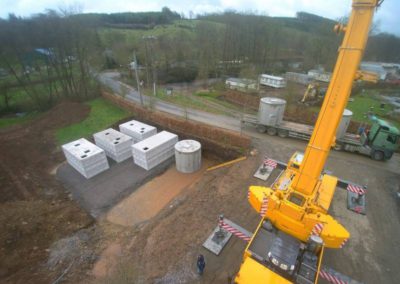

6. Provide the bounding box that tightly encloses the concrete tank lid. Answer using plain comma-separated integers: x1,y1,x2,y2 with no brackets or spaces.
260,97,286,104
343,109,353,116
175,140,201,153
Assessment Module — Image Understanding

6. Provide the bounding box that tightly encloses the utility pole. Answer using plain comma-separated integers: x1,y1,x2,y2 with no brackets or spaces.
143,35,158,97
133,52,144,106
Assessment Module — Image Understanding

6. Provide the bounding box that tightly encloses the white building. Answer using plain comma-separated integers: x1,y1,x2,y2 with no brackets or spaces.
225,78,257,90
285,72,313,85
259,74,286,88
307,69,332,83
360,62,388,80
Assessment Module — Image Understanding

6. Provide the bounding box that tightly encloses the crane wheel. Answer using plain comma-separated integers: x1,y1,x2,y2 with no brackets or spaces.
278,129,289,138
371,150,384,161
267,127,277,136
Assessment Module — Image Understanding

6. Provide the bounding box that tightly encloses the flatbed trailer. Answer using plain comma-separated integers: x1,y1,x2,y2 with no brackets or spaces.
241,113,399,160
242,114,362,146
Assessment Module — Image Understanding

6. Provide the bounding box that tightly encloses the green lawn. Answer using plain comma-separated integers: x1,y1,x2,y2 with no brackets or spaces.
0,112,38,128
56,98,130,145
346,95,392,121
346,94,400,128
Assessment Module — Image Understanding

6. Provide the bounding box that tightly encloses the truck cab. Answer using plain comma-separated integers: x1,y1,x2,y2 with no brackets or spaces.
362,118,400,160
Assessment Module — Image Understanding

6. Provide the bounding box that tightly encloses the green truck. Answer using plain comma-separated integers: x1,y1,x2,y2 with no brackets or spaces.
242,97,399,161
341,117,400,161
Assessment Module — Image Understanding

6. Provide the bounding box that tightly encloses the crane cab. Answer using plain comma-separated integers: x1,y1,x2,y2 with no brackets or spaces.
235,220,324,284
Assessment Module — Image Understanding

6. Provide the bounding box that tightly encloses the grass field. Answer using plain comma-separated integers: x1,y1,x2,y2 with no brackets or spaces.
56,98,130,145
0,112,39,129
346,93,400,128
310,92,400,128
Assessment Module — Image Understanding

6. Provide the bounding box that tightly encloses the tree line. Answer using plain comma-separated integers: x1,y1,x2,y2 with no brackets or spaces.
1,8,399,114
0,10,101,113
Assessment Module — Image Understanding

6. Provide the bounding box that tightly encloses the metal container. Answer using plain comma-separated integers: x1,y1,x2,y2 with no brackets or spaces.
258,97,287,127
175,140,202,173
336,109,353,139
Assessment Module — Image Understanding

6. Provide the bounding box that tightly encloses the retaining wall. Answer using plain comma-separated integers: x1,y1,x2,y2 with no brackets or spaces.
101,90,251,159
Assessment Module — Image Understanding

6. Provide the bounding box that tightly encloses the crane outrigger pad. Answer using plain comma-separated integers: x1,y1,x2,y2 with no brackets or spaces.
253,164,274,180
202,226,232,255
337,179,367,215
347,191,366,215
253,157,286,181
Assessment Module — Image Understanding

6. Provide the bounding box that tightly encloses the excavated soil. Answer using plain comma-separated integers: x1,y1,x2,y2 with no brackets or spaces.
0,102,93,283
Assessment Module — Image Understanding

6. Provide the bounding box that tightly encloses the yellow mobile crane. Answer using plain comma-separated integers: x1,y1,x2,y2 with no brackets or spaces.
235,1,381,283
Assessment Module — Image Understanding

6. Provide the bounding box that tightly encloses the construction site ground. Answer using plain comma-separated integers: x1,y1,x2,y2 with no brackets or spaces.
85,131,399,284
56,157,175,218
0,100,399,284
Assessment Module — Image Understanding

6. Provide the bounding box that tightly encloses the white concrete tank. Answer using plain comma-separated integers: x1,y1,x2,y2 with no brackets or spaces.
336,109,353,139
258,97,286,127
175,140,202,173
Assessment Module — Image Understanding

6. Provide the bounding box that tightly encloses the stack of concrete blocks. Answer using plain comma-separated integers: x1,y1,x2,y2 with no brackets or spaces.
132,131,178,170
119,120,157,143
62,138,109,179
93,128,133,163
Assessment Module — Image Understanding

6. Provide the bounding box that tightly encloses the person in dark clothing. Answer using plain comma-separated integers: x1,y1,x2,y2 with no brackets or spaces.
197,254,206,275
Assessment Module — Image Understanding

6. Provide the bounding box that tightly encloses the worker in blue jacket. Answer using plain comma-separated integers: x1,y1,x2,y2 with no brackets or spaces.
197,254,206,275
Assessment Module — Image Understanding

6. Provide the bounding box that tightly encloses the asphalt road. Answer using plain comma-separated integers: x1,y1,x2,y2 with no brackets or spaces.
98,71,242,132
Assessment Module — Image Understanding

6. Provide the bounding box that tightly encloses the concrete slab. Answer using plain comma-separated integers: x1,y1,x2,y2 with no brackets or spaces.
132,131,178,170
62,138,109,179
253,164,274,180
93,128,133,162
57,157,173,218
203,226,232,255
347,191,366,215
119,120,157,143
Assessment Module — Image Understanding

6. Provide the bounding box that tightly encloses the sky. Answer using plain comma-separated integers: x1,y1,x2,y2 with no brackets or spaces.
0,0,399,36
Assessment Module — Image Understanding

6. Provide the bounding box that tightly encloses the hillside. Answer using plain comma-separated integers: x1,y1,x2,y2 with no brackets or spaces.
94,10,399,84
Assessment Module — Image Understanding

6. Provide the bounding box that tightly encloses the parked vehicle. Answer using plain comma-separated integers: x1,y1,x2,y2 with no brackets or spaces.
242,97,399,161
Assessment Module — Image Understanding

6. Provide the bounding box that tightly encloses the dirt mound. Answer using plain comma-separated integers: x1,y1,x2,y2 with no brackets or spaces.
0,101,92,282
220,90,260,110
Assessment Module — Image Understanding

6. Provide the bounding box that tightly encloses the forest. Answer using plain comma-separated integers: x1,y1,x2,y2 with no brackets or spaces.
0,8,399,114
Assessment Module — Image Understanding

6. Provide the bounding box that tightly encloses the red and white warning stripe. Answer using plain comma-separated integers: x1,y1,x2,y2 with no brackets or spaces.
219,220,251,242
353,206,363,214
347,184,366,195
263,157,278,169
340,238,348,248
260,196,268,217
311,223,324,236
319,269,347,284
247,190,250,200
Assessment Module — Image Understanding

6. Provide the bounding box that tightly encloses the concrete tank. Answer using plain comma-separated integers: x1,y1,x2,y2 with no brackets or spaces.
175,140,202,173
336,109,353,139
258,97,286,127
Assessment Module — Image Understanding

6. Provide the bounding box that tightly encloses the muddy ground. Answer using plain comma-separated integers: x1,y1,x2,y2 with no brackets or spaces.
82,131,400,284
1,99,399,284
0,102,93,283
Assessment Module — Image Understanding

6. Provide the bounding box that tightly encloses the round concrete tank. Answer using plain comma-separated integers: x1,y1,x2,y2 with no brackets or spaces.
336,109,353,139
258,97,287,127
175,140,202,173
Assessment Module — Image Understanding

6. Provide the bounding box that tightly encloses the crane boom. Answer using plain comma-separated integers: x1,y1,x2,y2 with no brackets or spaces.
293,0,378,195
235,1,381,283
